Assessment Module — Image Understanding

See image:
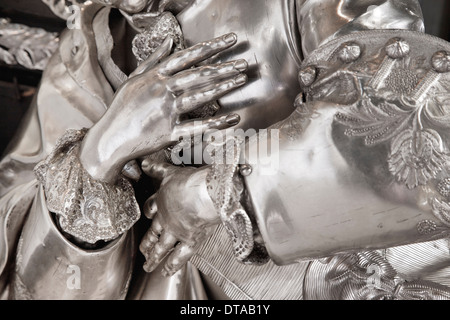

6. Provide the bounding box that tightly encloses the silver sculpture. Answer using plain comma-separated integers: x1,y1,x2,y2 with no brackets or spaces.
0,18,59,70
0,0,449,300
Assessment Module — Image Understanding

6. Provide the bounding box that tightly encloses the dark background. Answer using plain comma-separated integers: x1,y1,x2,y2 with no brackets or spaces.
0,0,449,155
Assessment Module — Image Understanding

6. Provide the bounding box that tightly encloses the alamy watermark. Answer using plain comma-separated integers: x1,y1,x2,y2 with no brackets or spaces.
67,5,81,30
66,264,81,290
171,124,280,176
366,264,382,290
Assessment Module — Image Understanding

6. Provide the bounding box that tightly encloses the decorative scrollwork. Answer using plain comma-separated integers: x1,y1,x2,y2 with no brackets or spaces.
334,39,450,190
431,198,450,227
34,129,140,244
206,136,255,262
388,129,449,189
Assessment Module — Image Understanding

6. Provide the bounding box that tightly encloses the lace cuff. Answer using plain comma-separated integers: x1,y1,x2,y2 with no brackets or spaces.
206,136,268,264
34,129,140,244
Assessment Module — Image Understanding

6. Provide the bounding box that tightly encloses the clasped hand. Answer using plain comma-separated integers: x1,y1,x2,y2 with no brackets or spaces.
79,33,247,184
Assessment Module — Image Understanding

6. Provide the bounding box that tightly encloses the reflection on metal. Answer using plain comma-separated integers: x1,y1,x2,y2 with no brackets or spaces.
0,18,59,70
0,0,450,301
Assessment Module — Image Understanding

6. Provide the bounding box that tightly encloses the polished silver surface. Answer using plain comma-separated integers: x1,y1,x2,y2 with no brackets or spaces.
12,186,135,299
79,31,248,183
126,260,208,300
0,18,59,70
304,247,450,299
0,0,449,300
296,0,424,57
0,180,37,296
243,30,450,264
177,0,302,131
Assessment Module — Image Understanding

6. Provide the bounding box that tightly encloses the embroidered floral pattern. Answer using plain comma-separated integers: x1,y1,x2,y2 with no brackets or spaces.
335,40,450,190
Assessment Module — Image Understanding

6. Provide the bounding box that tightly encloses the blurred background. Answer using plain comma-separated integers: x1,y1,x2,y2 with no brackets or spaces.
0,0,449,155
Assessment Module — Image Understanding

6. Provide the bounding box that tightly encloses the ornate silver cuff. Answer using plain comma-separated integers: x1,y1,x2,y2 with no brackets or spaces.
34,129,140,244
206,136,269,265
206,136,254,262
299,30,450,233
205,135,272,265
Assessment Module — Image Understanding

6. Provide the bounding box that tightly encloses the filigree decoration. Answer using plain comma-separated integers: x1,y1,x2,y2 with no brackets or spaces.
323,251,450,300
206,136,255,262
334,42,450,190
336,93,450,189
431,198,450,227
425,78,450,129
388,129,449,189
335,96,413,146
384,68,418,94
132,11,184,64
417,220,437,235
437,178,450,198
432,177,450,229
34,129,140,244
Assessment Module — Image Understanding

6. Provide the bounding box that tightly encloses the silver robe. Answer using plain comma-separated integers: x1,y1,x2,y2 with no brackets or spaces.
1,0,449,300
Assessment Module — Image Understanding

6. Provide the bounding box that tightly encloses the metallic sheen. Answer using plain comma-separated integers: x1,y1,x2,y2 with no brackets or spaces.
1,0,449,301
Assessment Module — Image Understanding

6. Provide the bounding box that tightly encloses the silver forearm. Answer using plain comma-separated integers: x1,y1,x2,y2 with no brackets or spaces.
242,29,450,265
296,0,424,57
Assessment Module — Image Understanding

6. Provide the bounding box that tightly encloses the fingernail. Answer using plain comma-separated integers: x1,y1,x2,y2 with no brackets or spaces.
234,59,248,72
223,33,237,44
235,74,247,85
226,114,241,126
